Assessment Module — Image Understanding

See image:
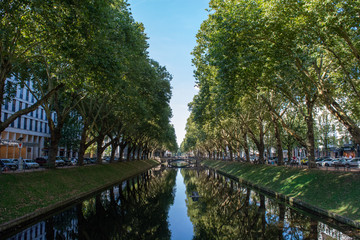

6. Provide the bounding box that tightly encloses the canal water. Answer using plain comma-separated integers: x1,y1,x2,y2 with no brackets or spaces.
3,167,359,239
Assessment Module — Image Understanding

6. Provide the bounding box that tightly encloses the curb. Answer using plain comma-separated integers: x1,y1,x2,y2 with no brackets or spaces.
207,166,360,229
0,161,159,236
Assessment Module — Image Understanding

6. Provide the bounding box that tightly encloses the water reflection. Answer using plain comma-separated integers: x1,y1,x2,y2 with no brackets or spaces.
6,169,177,240
183,169,357,240
5,168,359,240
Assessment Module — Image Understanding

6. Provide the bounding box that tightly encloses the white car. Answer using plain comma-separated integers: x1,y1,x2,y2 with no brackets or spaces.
23,159,40,169
321,158,335,167
346,158,360,168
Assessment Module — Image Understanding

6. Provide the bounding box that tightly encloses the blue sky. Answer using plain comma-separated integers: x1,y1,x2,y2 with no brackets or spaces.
129,0,209,146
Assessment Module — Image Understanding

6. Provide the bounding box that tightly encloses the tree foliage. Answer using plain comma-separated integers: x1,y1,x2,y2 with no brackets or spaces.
183,0,360,167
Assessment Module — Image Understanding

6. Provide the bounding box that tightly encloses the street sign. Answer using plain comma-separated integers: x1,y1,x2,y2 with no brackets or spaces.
18,143,22,148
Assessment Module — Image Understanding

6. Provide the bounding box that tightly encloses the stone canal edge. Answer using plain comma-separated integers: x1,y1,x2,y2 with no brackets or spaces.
206,166,360,229
0,162,159,235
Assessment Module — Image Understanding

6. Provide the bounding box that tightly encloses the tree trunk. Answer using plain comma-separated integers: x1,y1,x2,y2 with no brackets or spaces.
132,147,136,161
243,132,250,162
48,128,61,169
126,145,132,161
272,114,284,165
78,123,89,166
319,87,360,145
257,140,265,165
110,143,116,163
287,141,292,165
96,135,105,164
249,119,265,164
305,98,317,168
119,141,128,162
229,145,233,161
137,147,141,161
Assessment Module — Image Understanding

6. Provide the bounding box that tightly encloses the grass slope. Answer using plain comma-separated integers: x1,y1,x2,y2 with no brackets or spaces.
0,160,158,224
203,160,360,223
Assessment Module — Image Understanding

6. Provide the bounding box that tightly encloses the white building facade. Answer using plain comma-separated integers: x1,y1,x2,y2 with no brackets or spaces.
0,80,52,159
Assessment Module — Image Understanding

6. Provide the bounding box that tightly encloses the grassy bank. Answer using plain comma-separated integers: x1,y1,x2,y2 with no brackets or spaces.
0,160,159,224
202,160,360,224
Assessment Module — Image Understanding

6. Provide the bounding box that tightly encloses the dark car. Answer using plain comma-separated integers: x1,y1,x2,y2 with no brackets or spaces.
0,160,8,171
62,158,72,166
90,157,97,164
83,158,91,164
0,159,18,170
35,157,48,166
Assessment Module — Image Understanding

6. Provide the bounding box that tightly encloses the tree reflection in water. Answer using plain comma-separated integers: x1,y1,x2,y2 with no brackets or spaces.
7,169,177,240
6,168,357,240
182,169,355,240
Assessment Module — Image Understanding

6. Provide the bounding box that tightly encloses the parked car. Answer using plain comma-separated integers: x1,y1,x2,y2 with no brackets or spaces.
333,158,348,167
288,158,299,165
300,158,308,165
102,156,111,163
63,158,72,166
23,159,40,169
315,158,325,166
268,157,278,165
55,157,66,167
1,160,10,171
321,158,335,167
90,157,97,164
0,159,18,170
35,157,48,166
84,158,91,164
70,158,78,166
345,158,360,168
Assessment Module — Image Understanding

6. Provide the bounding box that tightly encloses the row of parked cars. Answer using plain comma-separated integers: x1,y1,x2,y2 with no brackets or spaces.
317,157,360,168
0,155,121,171
0,156,78,171
0,158,40,171
297,157,360,168
265,156,360,168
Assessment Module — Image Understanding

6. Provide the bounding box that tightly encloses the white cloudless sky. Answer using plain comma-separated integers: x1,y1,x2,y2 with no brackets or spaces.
129,0,209,146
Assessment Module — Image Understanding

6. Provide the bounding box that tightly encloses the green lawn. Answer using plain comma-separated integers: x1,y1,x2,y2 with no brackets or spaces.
0,160,159,224
202,160,360,223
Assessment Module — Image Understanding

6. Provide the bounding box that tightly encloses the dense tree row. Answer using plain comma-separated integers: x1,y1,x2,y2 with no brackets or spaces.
1,0,177,168
182,0,359,168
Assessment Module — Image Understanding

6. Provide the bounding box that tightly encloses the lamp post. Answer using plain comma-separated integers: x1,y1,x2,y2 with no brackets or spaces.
17,137,23,171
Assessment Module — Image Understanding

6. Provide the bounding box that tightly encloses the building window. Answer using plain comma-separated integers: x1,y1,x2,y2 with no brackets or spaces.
26,90,29,101
18,101,22,111
35,108,38,118
4,99,8,110
17,117,21,129
45,111,47,121
40,109,43,119
10,121,14,128
3,112,7,122
39,122,42,132
29,119,33,131
23,118,27,130
12,100,16,112
31,94,34,103
34,120,38,132
45,123,48,133
19,88,23,99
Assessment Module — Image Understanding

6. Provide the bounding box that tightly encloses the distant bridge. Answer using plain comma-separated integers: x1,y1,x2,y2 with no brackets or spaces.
160,157,199,168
